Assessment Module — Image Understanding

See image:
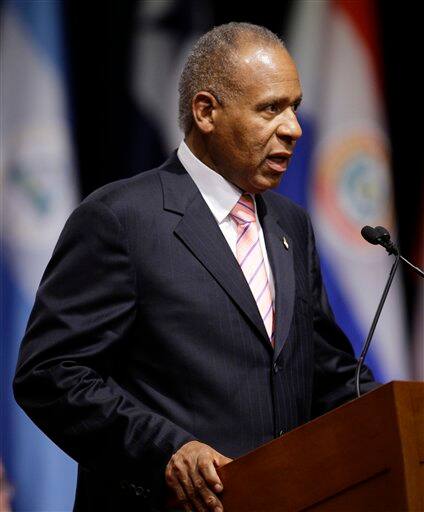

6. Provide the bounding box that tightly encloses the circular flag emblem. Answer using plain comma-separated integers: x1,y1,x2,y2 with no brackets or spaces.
311,125,394,249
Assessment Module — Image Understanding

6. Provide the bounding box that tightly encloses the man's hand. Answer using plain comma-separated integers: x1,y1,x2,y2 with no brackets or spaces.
165,440,233,512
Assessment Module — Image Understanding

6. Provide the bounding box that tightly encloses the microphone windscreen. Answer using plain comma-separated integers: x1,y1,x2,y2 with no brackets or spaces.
374,226,391,242
361,225,380,245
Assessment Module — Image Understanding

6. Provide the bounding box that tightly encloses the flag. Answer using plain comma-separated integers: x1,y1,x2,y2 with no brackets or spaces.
129,0,212,160
1,0,78,509
280,0,410,381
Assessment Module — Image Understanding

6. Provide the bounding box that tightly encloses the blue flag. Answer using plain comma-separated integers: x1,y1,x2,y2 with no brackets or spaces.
1,1,78,509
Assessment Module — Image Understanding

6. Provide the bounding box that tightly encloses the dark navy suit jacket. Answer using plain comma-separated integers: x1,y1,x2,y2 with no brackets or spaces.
13,152,375,511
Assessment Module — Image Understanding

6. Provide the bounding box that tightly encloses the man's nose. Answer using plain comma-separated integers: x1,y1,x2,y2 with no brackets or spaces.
276,110,302,141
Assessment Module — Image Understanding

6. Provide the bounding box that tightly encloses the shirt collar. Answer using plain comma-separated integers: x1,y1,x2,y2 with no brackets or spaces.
177,140,244,224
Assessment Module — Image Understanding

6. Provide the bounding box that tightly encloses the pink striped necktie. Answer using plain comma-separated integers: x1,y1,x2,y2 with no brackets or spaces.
230,193,275,347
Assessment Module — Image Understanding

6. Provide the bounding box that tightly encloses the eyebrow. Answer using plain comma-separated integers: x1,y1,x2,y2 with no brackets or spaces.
256,94,303,109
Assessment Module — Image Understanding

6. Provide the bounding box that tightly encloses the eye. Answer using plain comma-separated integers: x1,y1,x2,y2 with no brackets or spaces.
264,103,279,114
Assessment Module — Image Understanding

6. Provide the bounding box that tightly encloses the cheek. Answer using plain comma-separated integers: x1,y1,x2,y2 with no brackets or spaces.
217,111,271,166
231,124,269,159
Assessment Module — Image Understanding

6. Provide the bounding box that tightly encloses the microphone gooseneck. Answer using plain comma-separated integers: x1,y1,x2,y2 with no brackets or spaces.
354,252,400,398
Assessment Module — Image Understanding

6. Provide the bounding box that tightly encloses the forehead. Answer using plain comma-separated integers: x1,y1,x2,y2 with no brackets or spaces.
235,43,301,102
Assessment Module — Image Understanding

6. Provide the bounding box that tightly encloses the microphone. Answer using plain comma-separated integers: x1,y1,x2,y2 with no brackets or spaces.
361,225,424,276
355,225,424,398
360,225,397,254
360,225,382,245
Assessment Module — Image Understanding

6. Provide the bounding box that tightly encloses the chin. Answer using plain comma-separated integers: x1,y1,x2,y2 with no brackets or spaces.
252,175,283,193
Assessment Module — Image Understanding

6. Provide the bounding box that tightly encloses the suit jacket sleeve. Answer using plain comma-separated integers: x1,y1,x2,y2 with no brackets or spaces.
13,199,197,496
306,215,379,416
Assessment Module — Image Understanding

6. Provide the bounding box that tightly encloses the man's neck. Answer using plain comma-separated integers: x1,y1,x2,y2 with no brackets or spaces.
184,130,217,173
184,130,245,195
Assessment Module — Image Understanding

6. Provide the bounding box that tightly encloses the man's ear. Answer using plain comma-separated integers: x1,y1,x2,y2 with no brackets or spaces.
191,91,221,134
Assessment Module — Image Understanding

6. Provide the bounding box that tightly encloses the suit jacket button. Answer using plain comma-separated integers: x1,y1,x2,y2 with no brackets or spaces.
273,362,280,374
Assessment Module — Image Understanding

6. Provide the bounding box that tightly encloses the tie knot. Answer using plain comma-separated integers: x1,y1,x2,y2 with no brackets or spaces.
230,194,256,225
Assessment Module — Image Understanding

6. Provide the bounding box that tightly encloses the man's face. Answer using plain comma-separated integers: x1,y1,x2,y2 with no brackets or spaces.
207,43,302,194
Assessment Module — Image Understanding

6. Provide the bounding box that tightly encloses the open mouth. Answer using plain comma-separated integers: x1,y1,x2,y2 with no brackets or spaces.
265,155,289,173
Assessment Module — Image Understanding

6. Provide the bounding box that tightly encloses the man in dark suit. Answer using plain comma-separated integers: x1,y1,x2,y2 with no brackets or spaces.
13,22,375,512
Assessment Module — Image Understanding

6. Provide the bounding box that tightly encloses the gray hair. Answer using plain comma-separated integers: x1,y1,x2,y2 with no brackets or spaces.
178,22,285,134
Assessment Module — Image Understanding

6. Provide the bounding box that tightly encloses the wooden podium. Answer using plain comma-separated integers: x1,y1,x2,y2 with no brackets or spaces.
215,381,424,511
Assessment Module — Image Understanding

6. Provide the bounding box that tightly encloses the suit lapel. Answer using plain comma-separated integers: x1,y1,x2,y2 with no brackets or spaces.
158,154,296,358
159,156,272,351
257,194,296,362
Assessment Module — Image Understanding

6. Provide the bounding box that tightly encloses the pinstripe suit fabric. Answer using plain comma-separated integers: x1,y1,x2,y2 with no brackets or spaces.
13,152,376,511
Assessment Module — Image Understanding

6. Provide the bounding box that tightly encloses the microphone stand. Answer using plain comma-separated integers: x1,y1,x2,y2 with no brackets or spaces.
354,253,401,398
356,225,423,399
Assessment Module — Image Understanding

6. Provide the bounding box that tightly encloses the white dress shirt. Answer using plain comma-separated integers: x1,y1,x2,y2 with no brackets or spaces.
177,140,275,302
